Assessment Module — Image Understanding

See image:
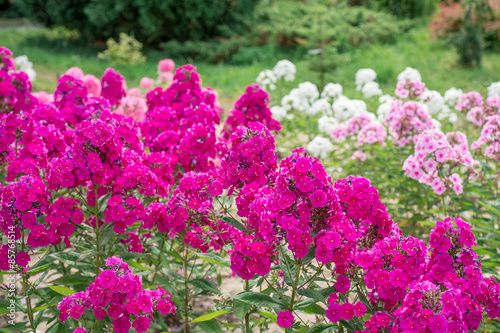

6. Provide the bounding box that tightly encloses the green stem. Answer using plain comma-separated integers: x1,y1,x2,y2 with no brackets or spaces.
94,191,101,275
289,258,302,312
183,247,190,333
22,273,36,331
21,232,36,331
298,264,324,289
245,280,250,333
151,236,166,283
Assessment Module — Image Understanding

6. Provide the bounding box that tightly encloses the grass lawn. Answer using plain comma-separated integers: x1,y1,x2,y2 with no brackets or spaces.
1,25,500,110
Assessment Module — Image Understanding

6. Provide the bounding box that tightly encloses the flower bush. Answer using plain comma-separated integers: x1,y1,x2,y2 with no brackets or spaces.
1,48,500,333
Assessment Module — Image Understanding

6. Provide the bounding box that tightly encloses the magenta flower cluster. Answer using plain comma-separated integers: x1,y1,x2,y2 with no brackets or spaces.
223,84,281,140
2,46,499,332
58,256,175,333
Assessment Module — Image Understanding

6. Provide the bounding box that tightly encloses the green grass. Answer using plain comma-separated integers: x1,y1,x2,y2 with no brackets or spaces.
1,25,500,110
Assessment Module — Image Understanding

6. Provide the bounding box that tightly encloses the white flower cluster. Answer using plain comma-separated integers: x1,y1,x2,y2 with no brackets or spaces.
397,67,421,82
321,83,343,101
307,136,334,159
281,82,320,114
256,59,296,91
14,55,36,81
487,81,500,97
333,96,368,122
420,90,457,124
256,70,277,92
355,68,382,98
443,87,463,106
273,59,296,82
318,115,339,135
376,94,393,122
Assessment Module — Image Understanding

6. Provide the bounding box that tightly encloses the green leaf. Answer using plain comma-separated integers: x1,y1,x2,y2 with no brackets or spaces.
191,310,228,323
49,252,80,265
298,303,325,315
51,274,94,286
319,286,336,298
279,249,298,287
339,319,356,332
98,192,112,213
127,261,153,271
28,263,53,275
307,323,337,333
219,214,247,232
191,252,230,268
296,298,318,309
257,311,278,323
233,299,252,323
232,291,284,308
0,321,27,333
196,318,222,333
297,288,326,304
302,246,317,265
76,250,98,263
32,304,50,313
48,286,77,296
478,201,500,216
189,278,220,294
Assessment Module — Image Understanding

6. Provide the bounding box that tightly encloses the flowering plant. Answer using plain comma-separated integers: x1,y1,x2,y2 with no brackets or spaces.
1,47,500,333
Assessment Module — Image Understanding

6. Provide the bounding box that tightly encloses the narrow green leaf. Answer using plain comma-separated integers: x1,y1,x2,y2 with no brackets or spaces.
28,263,53,275
191,310,228,323
279,249,297,287
191,252,230,268
48,286,77,296
189,278,220,294
307,323,337,333
127,261,153,271
232,291,284,308
219,214,247,232
32,304,50,313
299,304,325,315
196,318,223,333
257,311,278,323
297,288,326,304
233,299,252,323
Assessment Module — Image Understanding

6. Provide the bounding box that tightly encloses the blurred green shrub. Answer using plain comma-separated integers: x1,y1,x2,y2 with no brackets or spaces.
256,2,414,53
14,0,259,45
360,0,438,18
0,0,23,18
98,33,146,66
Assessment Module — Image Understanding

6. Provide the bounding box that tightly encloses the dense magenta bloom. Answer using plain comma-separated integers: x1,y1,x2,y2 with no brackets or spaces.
428,314,448,333
277,311,294,328
101,68,126,107
69,304,84,320
222,84,281,139
15,252,30,266
334,275,350,293
112,316,131,333
58,257,176,331
132,316,151,333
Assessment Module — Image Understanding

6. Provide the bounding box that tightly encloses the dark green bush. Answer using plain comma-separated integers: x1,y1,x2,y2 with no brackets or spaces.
256,2,414,53
361,0,438,18
0,0,23,18
14,0,258,45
